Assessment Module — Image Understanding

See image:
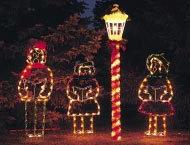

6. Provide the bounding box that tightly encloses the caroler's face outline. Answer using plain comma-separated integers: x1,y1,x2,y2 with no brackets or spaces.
78,66,92,76
26,47,46,64
146,54,169,75
149,57,163,74
74,61,95,76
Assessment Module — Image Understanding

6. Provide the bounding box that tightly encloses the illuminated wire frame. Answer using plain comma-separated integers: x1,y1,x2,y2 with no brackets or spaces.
103,4,128,41
67,61,100,134
103,4,129,141
138,53,174,136
18,41,53,138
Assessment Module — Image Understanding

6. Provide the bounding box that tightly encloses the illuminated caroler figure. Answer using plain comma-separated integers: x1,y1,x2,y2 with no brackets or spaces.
67,60,100,134
18,41,53,137
138,53,174,136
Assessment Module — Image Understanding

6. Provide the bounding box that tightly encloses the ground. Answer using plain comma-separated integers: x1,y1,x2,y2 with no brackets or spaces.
0,128,189,145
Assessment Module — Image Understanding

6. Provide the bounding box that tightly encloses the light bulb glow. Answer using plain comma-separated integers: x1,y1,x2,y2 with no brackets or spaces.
67,61,100,134
111,47,121,141
138,53,174,136
18,41,53,137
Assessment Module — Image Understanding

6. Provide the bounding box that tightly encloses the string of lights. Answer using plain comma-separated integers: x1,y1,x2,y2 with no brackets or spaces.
138,53,174,136
67,60,100,134
18,41,53,137
103,4,129,140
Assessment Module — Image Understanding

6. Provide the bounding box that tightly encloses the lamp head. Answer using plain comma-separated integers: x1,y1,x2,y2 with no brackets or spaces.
103,4,129,41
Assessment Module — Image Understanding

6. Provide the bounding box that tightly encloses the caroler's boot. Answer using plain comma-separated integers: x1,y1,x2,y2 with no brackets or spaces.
73,116,85,134
85,116,94,134
157,116,166,136
144,115,153,136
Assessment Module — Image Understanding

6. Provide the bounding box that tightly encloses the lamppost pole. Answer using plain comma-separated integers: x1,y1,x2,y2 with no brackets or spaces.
103,4,129,141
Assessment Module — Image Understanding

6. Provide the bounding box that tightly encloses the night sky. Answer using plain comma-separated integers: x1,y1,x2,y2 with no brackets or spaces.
81,0,96,17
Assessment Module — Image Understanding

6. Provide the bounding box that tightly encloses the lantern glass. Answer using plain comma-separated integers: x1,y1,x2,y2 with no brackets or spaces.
103,4,128,41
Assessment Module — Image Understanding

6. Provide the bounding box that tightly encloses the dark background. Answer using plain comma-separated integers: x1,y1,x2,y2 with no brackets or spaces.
0,0,189,132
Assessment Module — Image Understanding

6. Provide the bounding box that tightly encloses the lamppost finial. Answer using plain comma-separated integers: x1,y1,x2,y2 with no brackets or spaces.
112,4,119,12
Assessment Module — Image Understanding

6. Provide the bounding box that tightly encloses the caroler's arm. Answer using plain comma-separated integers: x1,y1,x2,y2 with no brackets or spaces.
87,78,99,99
18,66,31,101
138,78,152,102
66,78,79,101
39,67,53,101
160,79,173,102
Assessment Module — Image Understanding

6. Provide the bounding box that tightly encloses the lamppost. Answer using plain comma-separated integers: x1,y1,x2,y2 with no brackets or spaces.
103,4,129,140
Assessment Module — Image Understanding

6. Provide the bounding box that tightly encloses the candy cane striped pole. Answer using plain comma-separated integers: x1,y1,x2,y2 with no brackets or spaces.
111,44,121,140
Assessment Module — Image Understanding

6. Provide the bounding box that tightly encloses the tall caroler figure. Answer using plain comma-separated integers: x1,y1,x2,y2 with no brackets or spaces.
138,53,174,136
67,60,100,134
18,41,53,137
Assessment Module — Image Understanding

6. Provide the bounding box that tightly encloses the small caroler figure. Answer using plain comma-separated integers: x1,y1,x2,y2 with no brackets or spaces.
18,41,53,137
138,53,174,136
67,60,100,134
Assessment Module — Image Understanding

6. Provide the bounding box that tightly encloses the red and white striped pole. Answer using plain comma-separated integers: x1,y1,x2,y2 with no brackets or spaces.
111,44,121,140
103,4,129,141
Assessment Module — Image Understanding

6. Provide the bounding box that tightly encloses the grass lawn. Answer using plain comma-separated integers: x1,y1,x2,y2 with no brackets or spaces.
0,129,189,145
